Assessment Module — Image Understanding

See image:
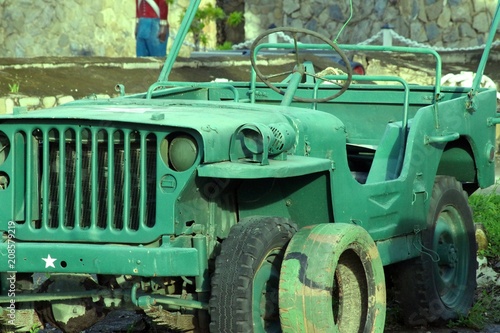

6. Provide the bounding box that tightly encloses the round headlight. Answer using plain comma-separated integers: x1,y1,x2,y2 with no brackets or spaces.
0,133,10,165
160,136,169,167
169,135,198,171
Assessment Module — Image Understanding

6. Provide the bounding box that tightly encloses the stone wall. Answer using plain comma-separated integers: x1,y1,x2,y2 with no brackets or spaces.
0,94,111,115
246,0,499,49
244,0,284,42
0,0,136,57
0,0,498,58
0,0,216,58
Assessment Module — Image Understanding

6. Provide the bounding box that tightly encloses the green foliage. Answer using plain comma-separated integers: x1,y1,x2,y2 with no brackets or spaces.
226,11,244,27
469,192,500,259
6,74,20,94
4,73,21,94
199,34,208,49
447,192,500,330
196,4,225,21
182,4,243,51
216,41,233,50
449,287,500,329
29,324,41,333
8,82,20,94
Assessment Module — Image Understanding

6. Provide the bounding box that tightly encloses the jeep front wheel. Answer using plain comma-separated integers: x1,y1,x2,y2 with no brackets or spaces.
209,216,297,332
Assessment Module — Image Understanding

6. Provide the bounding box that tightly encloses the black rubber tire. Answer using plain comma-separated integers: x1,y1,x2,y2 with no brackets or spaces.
394,176,476,326
209,216,297,333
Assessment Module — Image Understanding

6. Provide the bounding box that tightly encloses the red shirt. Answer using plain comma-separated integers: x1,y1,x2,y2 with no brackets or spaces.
136,0,168,19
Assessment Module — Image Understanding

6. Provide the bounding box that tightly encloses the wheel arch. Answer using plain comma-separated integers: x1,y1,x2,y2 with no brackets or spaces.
436,136,478,193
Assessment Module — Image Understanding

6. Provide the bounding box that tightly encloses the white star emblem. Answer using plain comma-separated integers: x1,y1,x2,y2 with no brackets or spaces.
42,254,57,268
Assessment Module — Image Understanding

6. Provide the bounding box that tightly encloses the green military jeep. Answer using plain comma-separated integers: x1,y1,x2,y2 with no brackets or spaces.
1,1,499,332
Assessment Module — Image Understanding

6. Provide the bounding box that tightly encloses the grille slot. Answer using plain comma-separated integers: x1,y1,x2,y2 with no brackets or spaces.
35,127,157,231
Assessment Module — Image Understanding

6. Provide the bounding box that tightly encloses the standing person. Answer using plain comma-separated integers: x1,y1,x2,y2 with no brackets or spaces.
136,0,169,57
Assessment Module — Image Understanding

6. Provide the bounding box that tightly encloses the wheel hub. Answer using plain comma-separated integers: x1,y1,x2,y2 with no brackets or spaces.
438,243,458,268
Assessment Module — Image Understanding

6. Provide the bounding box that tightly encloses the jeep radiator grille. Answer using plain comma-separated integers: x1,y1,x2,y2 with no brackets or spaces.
28,127,157,233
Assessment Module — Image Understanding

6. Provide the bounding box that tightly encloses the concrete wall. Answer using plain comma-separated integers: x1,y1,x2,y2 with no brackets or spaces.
0,0,498,58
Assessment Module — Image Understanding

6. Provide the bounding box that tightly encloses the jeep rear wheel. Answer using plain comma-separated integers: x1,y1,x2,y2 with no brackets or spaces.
209,216,297,332
394,176,476,326
279,223,386,333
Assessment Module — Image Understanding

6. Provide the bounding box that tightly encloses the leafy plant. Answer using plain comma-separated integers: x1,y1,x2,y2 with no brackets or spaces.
8,82,20,94
446,192,500,330
469,191,500,260
182,4,243,51
29,324,42,333
226,11,243,27
449,287,500,329
7,74,21,94
216,41,233,50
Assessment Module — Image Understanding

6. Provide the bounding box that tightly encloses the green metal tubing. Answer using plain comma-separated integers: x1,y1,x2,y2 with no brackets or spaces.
252,42,442,128
314,74,410,164
137,294,208,310
252,43,442,99
131,283,208,310
158,0,202,81
250,63,258,103
131,283,140,306
0,289,126,304
424,132,460,145
146,81,240,101
280,71,303,106
314,74,410,132
487,116,500,126
0,286,207,311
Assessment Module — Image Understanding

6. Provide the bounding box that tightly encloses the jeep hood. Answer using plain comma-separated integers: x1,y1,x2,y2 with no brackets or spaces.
2,98,318,163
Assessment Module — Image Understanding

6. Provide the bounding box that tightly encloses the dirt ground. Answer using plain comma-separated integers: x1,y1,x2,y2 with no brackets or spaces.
1,51,499,100
0,54,291,99
0,56,256,99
